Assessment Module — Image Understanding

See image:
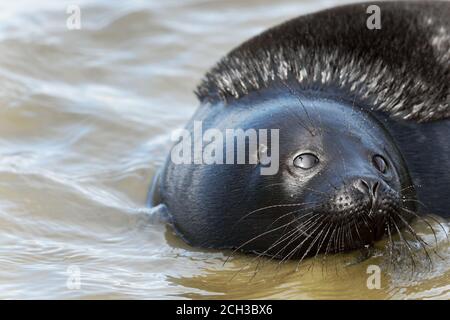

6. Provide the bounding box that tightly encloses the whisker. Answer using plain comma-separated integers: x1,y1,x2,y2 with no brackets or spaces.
235,201,320,226
295,218,329,271
401,198,428,210
259,182,285,191
352,218,363,248
280,80,316,136
393,211,433,268
263,205,320,232
248,227,302,274
281,216,326,265
271,213,323,262
227,218,304,281
314,220,333,258
345,218,355,250
400,207,445,243
391,217,417,274
385,217,395,270
225,218,300,266
400,184,419,192
253,209,323,261
241,211,323,278
247,212,310,274
301,186,328,195
315,220,335,276
323,220,338,258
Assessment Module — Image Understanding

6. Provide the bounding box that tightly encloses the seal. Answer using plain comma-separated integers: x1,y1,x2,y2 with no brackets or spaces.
154,1,450,259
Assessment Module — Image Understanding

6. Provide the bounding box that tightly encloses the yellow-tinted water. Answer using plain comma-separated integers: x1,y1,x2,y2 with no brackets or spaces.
0,0,448,299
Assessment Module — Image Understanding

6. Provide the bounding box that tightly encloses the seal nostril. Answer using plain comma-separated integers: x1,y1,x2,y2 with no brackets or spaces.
355,179,381,198
372,181,380,196
355,179,370,195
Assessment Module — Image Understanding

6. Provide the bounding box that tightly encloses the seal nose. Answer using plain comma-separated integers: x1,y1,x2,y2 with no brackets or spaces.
355,179,380,198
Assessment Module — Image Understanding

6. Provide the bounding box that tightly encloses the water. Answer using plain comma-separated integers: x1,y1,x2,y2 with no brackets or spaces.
0,0,448,299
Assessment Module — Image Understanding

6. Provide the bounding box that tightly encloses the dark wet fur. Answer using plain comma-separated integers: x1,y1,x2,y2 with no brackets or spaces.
196,1,449,122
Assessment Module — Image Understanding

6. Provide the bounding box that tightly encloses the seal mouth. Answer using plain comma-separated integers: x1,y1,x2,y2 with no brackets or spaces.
251,186,415,261
259,209,401,261
321,193,403,250
296,209,389,254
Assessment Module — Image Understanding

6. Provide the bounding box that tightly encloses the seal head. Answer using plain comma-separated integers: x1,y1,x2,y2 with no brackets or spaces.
159,87,416,258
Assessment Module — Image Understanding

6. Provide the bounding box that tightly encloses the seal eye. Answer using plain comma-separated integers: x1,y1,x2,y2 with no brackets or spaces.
373,155,388,173
293,153,319,170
